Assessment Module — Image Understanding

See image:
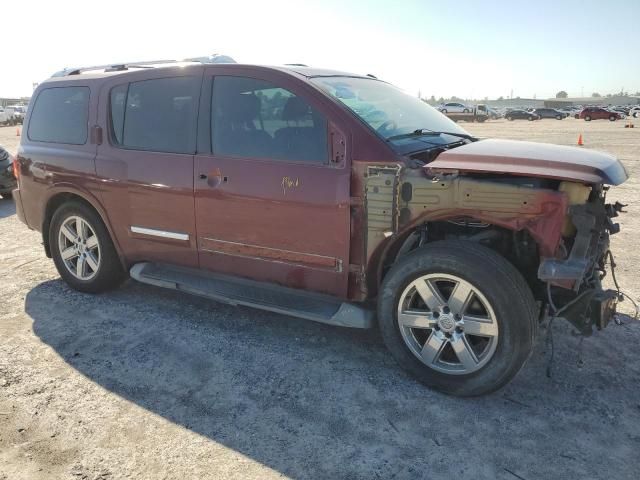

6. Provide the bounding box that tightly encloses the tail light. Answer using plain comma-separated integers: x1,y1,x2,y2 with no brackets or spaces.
12,155,19,180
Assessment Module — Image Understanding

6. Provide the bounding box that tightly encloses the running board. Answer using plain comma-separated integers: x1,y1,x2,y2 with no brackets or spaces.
129,262,374,329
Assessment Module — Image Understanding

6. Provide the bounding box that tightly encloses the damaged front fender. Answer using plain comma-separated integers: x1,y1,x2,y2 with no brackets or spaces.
362,164,568,292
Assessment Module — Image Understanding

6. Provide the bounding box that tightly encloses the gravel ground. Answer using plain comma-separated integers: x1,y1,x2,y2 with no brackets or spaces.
1,118,640,480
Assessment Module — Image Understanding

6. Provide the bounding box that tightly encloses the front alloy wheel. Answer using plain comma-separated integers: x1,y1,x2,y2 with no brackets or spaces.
378,240,538,396
397,274,498,375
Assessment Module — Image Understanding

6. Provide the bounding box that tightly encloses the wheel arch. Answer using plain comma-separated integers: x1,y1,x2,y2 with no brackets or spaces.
42,187,125,269
368,216,545,300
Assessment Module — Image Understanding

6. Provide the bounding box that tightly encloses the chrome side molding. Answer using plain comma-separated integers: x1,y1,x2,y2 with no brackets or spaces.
130,226,189,241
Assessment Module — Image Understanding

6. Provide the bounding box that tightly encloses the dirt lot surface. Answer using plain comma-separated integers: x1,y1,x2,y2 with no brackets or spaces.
1,118,640,480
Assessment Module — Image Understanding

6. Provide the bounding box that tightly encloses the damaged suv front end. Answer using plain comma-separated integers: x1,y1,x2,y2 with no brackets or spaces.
426,139,628,336
314,73,628,395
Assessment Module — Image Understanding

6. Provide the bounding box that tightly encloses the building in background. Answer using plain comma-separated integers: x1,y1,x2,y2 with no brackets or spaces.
0,97,30,108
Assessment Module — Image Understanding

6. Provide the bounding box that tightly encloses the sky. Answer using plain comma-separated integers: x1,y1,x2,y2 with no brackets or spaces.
2,0,639,99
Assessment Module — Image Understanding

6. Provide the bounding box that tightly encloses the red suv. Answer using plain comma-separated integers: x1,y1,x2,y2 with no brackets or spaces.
579,107,622,121
11,59,629,396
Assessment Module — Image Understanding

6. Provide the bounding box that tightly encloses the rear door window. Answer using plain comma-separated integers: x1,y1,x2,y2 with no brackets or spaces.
28,87,89,144
110,76,200,154
211,76,328,164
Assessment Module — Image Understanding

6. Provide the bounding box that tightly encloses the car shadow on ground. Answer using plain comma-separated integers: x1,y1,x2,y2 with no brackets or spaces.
25,278,640,479
0,198,15,218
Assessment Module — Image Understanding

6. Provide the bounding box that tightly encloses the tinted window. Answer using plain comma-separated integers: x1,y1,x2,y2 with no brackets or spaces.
28,87,89,144
111,76,200,154
212,76,328,163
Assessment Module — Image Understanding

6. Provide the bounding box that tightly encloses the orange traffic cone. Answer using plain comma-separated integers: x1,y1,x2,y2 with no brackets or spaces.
16,128,20,136
577,134,583,146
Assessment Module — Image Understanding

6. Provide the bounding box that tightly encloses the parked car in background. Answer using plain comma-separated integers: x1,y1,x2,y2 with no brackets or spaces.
610,107,628,118
0,107,16,126
12,59,628,396
628,106,640,118
532,108,565,120
6,105,27,124
439,102,472,113
484,106,501,119
505,109,540,121
0,145,17,199
579,107,621,121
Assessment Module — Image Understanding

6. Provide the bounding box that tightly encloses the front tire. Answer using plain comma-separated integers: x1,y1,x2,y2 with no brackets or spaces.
50,201,125,293
609,115,616,121
378,241,538,396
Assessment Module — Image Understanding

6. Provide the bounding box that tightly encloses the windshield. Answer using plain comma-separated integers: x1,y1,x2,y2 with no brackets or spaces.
310,76,470,142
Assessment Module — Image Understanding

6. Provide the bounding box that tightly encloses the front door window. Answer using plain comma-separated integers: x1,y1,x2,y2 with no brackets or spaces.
212,76,328,164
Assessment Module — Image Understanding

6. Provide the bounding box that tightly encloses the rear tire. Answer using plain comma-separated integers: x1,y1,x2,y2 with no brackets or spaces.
378,241,538,396
609,115,616,121
585,116,591,121
50,201,126,293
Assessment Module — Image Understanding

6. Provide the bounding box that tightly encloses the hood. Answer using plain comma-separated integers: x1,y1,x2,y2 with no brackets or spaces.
426,139,628,185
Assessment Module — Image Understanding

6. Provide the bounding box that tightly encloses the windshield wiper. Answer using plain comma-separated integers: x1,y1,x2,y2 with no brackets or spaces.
386,129,475,142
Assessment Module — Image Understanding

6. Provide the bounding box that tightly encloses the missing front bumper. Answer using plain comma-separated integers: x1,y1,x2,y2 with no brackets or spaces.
558,288,618,336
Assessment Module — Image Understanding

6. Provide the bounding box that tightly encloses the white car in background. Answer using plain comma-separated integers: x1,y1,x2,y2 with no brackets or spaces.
630,107,640,118
0,107,13,125
439,102,472,113
5,105,26,124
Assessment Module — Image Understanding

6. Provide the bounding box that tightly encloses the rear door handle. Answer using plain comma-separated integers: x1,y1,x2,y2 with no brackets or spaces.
203,168,227,187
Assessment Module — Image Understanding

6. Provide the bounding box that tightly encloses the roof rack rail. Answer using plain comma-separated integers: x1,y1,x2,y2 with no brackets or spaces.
51,54,236,78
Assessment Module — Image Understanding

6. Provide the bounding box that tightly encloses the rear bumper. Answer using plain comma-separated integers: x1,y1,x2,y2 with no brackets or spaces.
12,188,27,225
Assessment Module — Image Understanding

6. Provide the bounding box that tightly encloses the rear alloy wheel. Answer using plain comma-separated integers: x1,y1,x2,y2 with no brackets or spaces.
463,109,469,113
585,115,592,121
609,115,616,121
50,202,125,293
378,241,537,396
556,115,562,120
528,116,534,121
441,109,447,114
57,215,102,281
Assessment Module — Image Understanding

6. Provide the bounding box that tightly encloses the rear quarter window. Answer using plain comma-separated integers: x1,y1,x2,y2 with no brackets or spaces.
28,86,89,145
